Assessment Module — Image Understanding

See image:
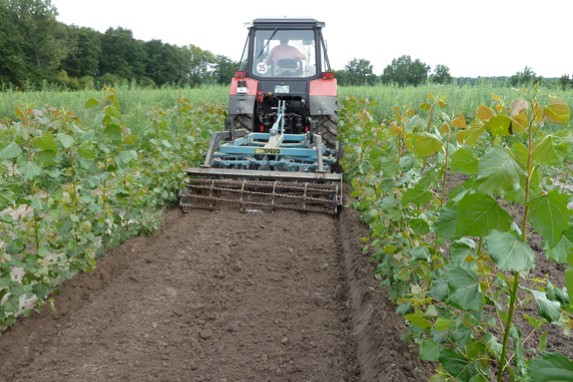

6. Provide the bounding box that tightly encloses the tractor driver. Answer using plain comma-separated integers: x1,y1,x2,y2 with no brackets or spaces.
265,37,306,69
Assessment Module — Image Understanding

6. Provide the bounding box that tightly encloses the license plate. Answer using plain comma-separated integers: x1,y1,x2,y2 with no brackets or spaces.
274,85,289,93
254,148,281,155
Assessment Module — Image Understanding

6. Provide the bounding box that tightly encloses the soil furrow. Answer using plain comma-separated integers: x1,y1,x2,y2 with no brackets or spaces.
0,206,431,382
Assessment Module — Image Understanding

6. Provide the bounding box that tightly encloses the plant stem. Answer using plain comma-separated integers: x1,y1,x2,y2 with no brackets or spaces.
440,134,451,207
497,272,520,382
521,109,535,242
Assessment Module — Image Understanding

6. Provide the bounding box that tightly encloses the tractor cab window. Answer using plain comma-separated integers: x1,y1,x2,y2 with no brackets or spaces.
237,34,250,71
252,29,317,78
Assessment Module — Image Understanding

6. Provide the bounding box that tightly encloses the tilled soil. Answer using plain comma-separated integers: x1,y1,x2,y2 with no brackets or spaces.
0,205,432,382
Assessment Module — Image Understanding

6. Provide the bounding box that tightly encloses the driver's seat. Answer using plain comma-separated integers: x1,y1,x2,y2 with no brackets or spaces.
273,58,302,76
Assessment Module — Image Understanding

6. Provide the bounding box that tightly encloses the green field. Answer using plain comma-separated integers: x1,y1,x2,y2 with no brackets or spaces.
2,84,572,127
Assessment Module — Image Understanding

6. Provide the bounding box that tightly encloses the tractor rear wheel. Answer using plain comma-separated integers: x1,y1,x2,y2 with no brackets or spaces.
227,114,254,132
316,114,338,149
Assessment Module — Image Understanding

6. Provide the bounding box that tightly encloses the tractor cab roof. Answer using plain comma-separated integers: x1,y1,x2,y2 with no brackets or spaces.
249,18,325,29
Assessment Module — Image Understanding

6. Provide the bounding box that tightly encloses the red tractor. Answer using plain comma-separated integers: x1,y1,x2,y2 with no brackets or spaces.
226,18,338,148
180,18,342,214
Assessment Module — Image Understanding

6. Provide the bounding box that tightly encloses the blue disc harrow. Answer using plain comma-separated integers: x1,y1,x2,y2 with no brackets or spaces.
180,101,343,214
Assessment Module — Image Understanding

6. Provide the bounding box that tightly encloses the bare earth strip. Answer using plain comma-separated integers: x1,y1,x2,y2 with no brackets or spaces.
0,205,431,382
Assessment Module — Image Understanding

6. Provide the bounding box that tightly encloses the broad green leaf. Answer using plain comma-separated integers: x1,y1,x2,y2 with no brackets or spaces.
405,114,427,132
434,316,454,331
485,115,512,137
531,290,561,323
532,134,569,166
404,311,432,329
419,339,441,361
399,155,416,171
17,160,42,180
434,202,458,239
523,313,546,329
35,150,56,167
104,123,122,142
78,145,97,159
527,352,573,382
456,193,513,238
451,146,478,175
116,150,138,165
409,218,430,235
0,142,23,159
402,186,433,207
544,97,571,125
510,114,528,134
545,235,573,264
450,239,478,264
0,188,15,209
511,142,529,168
485,333,503,358
429,278,448,301
57,133,74,149
528,190,569,248
32,132,57,152
447,266,483,311
405,132,443,158
32,282,51,300
439,349,479,381
3,294,20,314
85,97,100,109
547,282,569,306
485,230,535,272
460,123,485,146
477,147,525,197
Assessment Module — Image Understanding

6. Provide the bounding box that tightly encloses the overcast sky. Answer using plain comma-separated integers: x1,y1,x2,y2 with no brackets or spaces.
50,0,572,78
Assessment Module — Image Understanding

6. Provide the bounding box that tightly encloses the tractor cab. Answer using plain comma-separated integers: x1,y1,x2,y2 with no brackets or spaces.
238,18,332,79
227,18,338,148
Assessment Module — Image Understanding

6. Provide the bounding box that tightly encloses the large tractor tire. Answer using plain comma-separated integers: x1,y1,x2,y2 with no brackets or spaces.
316,114,338,149
226,114,254,132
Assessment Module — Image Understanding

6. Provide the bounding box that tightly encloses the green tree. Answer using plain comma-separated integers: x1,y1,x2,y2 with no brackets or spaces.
187,44,216,87
431,64,453,84
381,55,430,86
212,55,237,85
343,58,378,86
143,40,188,86
333,69,348,86
559,74,572,90
0,3,27,86
2,0,68,84
99,27,146,82
62,25,101,78
509,65,542,86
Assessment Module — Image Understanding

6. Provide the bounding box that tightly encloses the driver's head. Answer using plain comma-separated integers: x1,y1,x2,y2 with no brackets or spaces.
279,37,289,44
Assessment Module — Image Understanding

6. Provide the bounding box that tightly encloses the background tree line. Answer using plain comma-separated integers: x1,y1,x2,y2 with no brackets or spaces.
336,57,573,89
2,0,572,90
0,0,237,89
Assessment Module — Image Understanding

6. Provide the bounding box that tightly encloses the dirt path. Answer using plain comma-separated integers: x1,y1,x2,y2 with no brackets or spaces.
0,206,431,382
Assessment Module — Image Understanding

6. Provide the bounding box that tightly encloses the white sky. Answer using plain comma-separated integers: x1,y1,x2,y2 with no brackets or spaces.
51,0,572,78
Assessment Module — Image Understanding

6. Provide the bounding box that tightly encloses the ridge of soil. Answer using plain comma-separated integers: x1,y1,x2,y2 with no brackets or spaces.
0,203,433,382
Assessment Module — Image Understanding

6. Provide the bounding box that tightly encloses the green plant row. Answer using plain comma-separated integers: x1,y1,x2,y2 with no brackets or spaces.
339,90,573,381
0,88,222,330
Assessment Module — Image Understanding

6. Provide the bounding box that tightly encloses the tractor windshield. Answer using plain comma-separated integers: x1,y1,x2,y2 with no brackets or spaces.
251,29,317,78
